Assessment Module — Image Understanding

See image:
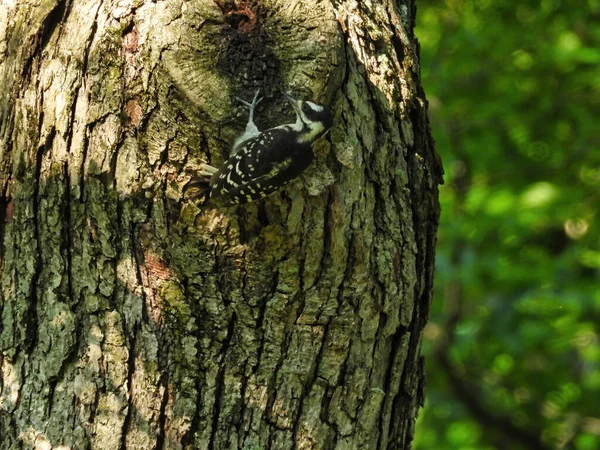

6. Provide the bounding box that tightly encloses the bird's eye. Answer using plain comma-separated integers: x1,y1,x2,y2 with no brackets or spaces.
302,103,310,112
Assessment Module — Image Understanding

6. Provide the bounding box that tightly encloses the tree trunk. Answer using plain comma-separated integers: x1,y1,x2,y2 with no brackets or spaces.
0,0,441,449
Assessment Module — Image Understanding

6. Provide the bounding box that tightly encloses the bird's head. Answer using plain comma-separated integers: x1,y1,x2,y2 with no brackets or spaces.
284,93,334,144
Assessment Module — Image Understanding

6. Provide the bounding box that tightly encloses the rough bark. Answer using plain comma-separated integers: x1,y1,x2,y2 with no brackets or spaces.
0,0,441,449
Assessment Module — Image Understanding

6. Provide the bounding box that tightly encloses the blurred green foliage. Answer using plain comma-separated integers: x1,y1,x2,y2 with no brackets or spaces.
414,1,600,449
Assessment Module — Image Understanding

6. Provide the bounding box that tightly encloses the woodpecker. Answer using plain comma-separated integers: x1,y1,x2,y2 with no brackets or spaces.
186,90,334,205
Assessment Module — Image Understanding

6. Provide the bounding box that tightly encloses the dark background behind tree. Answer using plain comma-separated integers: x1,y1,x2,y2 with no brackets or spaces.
414,1,600,449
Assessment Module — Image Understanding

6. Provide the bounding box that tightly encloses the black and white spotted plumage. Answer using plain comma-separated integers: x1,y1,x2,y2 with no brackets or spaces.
187,91,334,205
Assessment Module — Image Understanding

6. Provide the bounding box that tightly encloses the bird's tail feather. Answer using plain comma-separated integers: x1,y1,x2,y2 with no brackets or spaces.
184,175,212,201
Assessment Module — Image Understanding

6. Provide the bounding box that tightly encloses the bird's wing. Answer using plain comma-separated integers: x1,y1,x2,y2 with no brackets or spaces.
209,128,294,202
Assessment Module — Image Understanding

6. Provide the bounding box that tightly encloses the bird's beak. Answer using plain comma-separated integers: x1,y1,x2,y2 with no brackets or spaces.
283,92,302,116
282,92,296,103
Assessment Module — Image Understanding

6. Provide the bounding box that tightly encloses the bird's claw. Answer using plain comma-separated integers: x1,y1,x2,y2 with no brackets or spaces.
235,89,263,110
